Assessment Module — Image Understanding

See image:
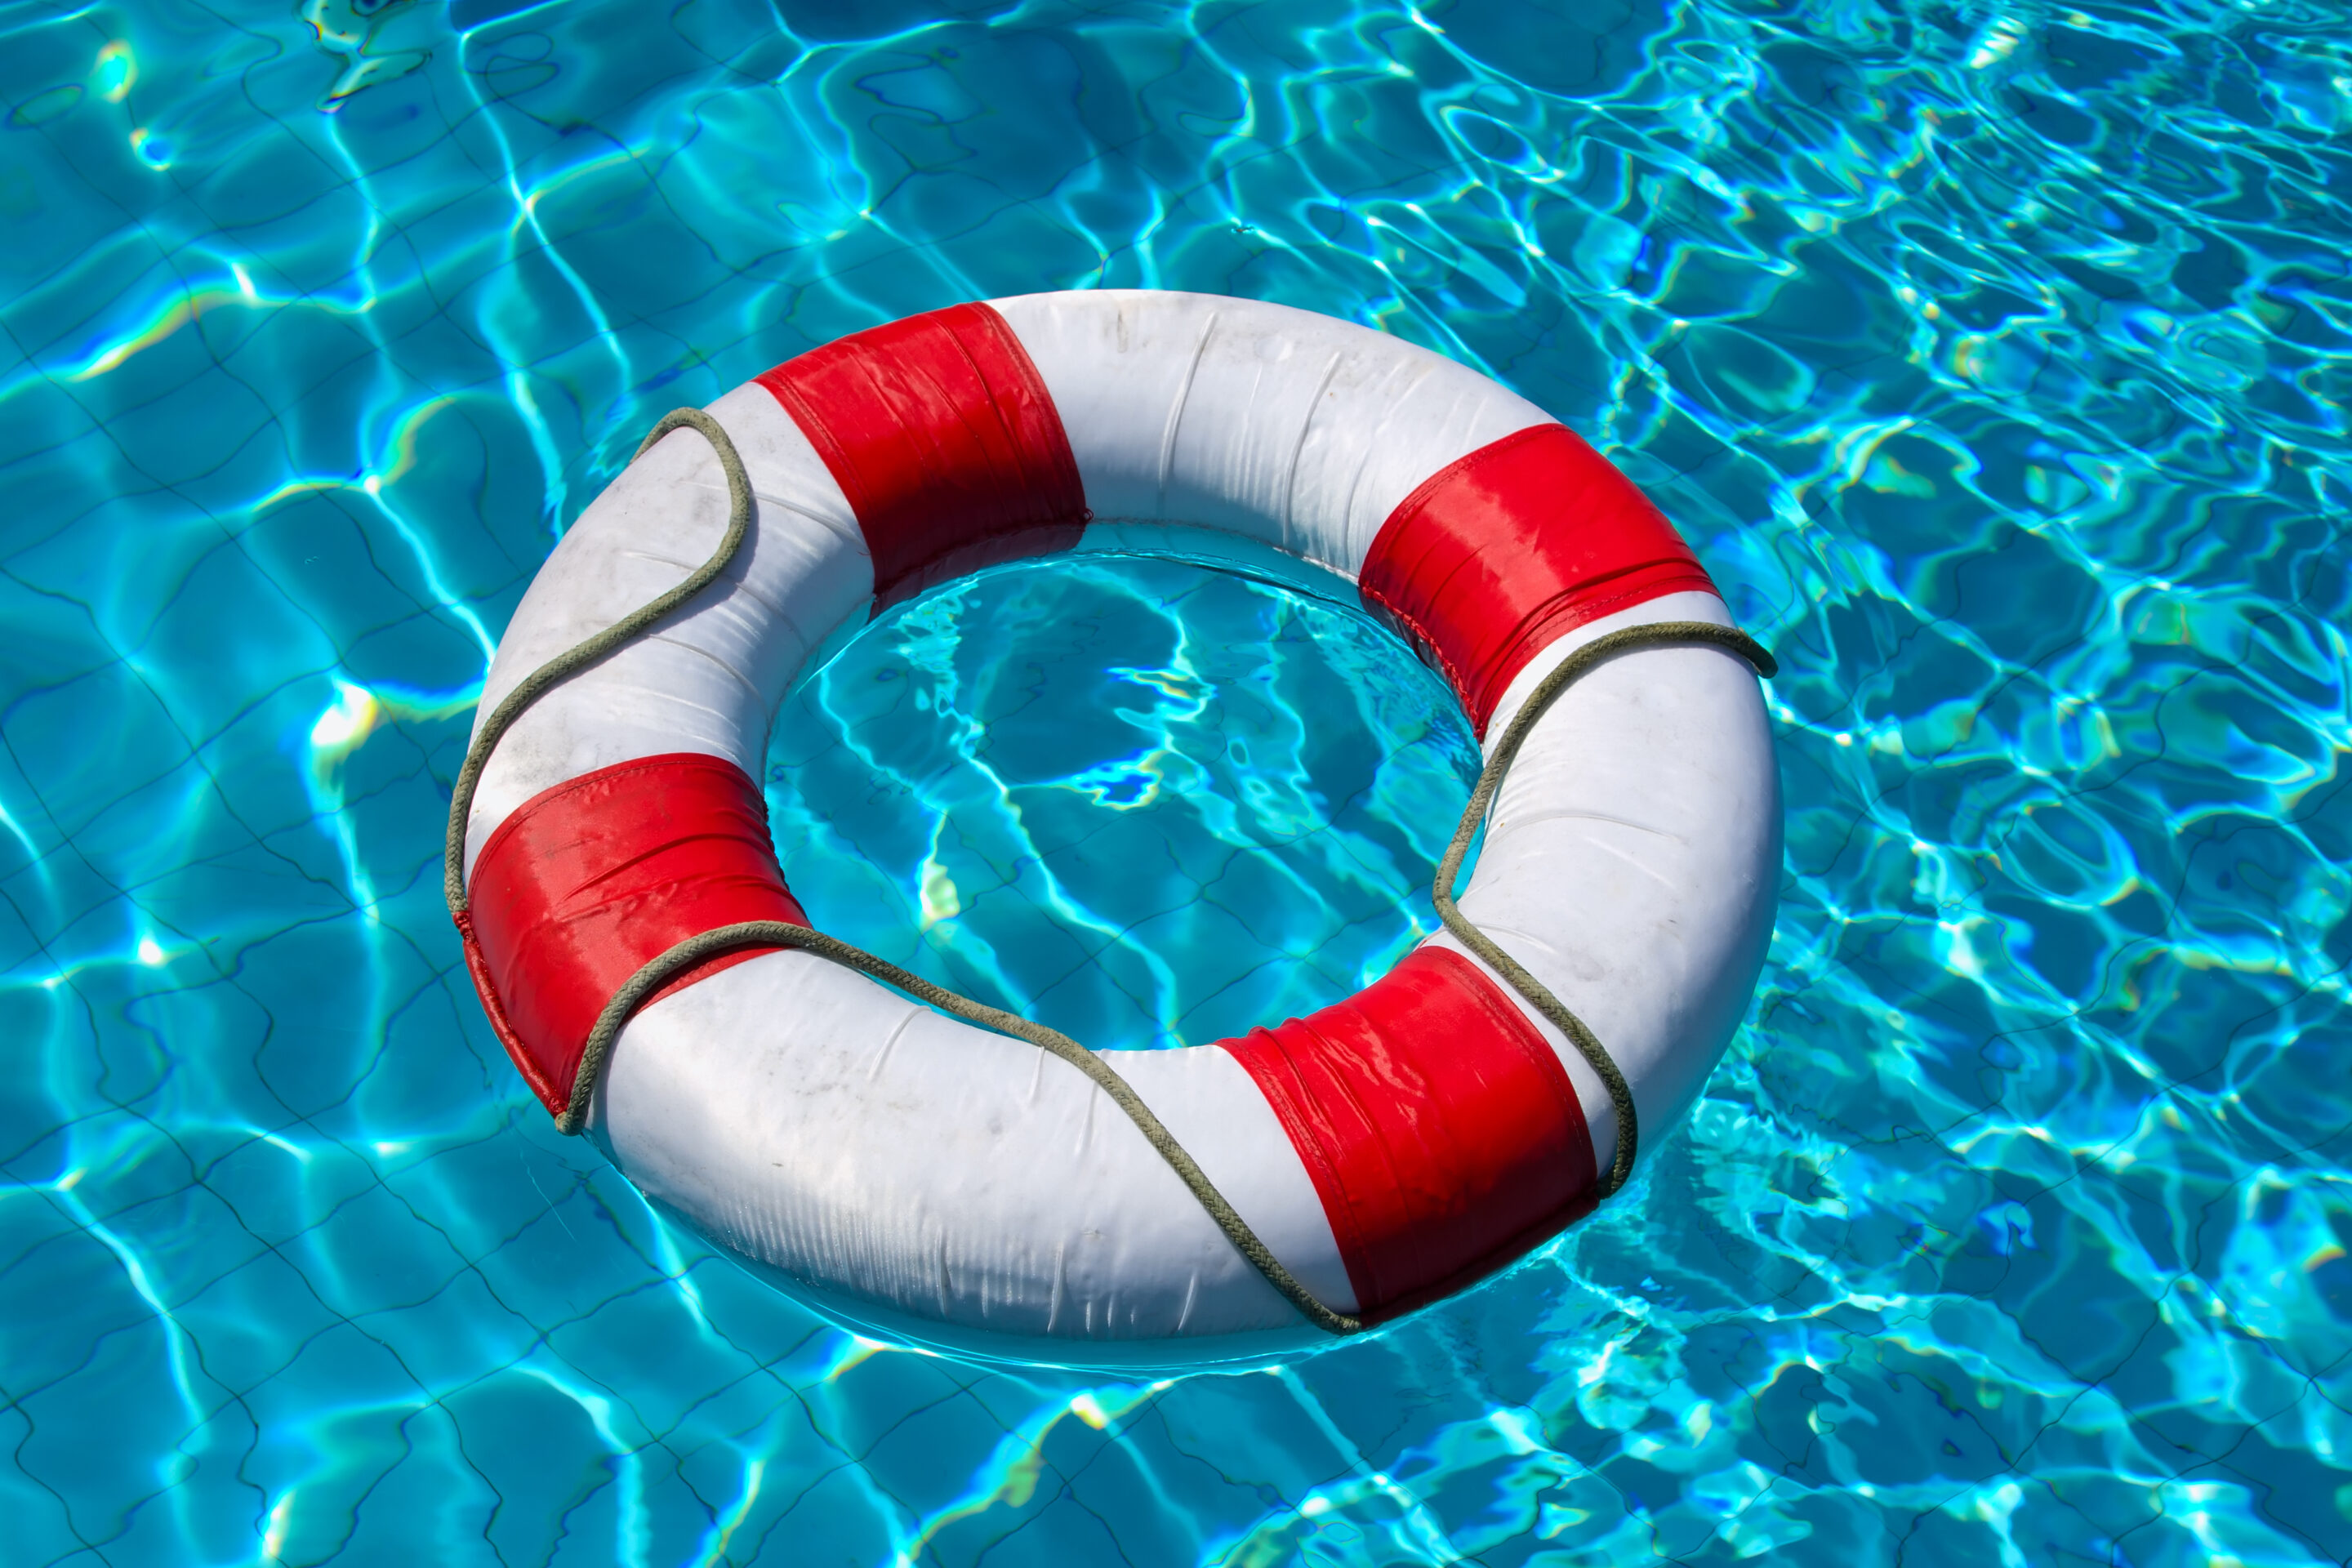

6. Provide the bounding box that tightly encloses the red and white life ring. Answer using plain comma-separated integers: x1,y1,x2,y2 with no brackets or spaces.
449,290,1779,1361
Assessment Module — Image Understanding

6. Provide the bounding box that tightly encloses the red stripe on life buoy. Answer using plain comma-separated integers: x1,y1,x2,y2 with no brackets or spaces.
1358,423,1717,736
756,302,1089,609
459,755,807,1117
1217,946,1597,1323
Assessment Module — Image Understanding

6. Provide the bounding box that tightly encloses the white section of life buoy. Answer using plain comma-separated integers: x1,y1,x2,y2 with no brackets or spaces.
1426,590,1781,1180
463,386,869,873
596,951,1359,1340
991,291,1550,574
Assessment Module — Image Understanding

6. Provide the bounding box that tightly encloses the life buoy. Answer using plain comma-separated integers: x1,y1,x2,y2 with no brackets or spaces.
447,290,1779,1362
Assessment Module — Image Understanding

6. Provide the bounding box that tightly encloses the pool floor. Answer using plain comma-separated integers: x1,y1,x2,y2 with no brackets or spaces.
2,0,2350,1562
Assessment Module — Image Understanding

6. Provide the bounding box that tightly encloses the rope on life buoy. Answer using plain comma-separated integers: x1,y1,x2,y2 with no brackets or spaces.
444,406,1775,1334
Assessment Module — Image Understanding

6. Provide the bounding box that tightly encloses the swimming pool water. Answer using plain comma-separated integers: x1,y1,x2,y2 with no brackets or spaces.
768,545,1481,1058
4,0,2349,1563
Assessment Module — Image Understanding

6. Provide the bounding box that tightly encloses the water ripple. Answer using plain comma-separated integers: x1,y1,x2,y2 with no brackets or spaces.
2,0,2348,1562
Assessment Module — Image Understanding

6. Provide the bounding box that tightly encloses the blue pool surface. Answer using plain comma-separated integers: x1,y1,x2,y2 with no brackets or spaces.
4,1,2350,1563
770,543,1481,1058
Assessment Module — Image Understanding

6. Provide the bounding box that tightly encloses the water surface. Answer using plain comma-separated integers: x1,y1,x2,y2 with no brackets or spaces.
3,0,2349,1563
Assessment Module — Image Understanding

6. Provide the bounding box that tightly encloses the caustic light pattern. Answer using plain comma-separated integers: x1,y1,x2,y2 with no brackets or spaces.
2,0,2350,1564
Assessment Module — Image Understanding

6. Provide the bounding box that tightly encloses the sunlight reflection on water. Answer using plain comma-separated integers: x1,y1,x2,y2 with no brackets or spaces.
2,0,2348,1561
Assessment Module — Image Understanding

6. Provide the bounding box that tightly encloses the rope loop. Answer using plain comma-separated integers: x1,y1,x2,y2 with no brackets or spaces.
444,403,1775,1334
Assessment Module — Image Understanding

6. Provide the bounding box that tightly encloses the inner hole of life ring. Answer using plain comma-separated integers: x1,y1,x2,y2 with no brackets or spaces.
762,543,1487,1054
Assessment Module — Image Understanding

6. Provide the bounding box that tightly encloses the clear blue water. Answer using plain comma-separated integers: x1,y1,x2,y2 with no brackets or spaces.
768,543,1480,1056
3,0,2349,1563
